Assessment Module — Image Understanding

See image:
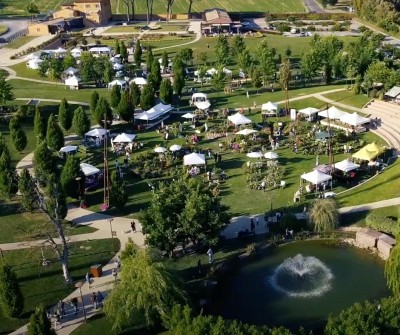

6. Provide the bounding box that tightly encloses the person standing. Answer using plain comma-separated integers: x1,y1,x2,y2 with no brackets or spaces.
217,153,222,163
207,248,214,264
91,292,97,310
97,291,104,308
131,221,136,233
85,273,91,288
54,310,62,330
58,300,65,318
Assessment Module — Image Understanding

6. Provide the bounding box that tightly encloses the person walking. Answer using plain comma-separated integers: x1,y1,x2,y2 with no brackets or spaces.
131,221,136,233
85,272,91,288
207,248,214,264
58,300,65,318
90,292,97,310
53,310,62,330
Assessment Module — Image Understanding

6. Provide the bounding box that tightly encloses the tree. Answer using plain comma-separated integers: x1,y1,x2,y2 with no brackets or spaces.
142,178,230,254
0,150,18,199
231,35,246,57
385,234,400,295
134,40,142,67
257,40,276,87
140,84,154,111
63,54,77,70
363,61,397,91
79,52,96,83
279,59,291,113
0,75,14,105
58,98,73,131
48,58,63,82
0,262,23,318
252,67,263,93
33,140,54,179
60,155,81,199
146,48,154,73
130,82,141,107
179,48,193,65
26,2,40,21
300,51,320,83
215,35,230,66
159,78,173,104
94,97,113,128
12,128,27,153
115,39,121,56
211,67,226,94
90,91,99,115
116,90,134,122
237,48,253,80
110,171,128,210
18,168,37,212
148,59,162,91
120,41,128,63
162,51,169,69
9,115,21,133
165,0,175,20
145,0,154,23
309,198,338,232
72,106,91,138
110,85,121,108
34,106,47,140
285,45,292,58
27,305,56,335
46,114,64,151
104,249,188,332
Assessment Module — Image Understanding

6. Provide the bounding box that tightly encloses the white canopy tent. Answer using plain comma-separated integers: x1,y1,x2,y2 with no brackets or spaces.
183,152,206,165
334,159,360,172
107,79,128,90
130,77,147,86
247,152,263,158
298,107,320,116
113,63,124,71
196,101,211,110
170,144,182,152
64,76,81,89
55,47,67,54
24,52,42,61
109,55,121,63
261,101,278,113
191,92,207,102
228,113,252,126
89,46,112,56
80,163,100,176
135,103,173,121
63,67,79,76
70,48,82,58
206,68,218,76
113,133,136,143
154,147,167,153
182,112,195,119
236,128,257,135
27,58,44,70
301,170,332,185
340,112,370,126
318,106,348,119
59,145,78,154
223,67,232,76
264,151,279,159
85,128,108,138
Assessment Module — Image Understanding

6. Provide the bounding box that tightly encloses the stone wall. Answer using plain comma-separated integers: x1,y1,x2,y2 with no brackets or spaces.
355,228,396,260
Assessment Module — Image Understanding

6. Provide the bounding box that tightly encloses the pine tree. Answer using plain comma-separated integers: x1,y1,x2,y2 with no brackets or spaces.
18,168,37,212
8,116,21,133
94,97,113,128
12,128,27,153
60,155,81,199
72,106,91,138
33,139,54,179
162,51,169,69
134,40,142,67
140,84,154,111
58,98,73,131
130,82,141,107
146,48,154,73
117,90,134,122
115,39,121,55
120,41,128,63
148,59,162,91
159,78,173,104
46,114,64,151
252,67,263,94
0,262,24,318
34,106,47,141
0,150,18,199
27,305,56,335
90,91,99,115
110,85,121,108
110,171,128,210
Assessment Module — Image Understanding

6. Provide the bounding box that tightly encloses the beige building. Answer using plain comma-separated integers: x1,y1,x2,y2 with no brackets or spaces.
53,0,112,26
28,17,83,36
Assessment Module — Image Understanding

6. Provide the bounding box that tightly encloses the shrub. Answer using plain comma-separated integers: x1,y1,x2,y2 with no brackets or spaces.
353,83,360,95
365,213,398,236
0,262,24,318
245,243,259,255
369,88,378,98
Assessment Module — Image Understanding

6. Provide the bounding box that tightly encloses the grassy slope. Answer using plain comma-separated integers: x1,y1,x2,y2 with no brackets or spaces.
1,0,61,15
5,36,36,49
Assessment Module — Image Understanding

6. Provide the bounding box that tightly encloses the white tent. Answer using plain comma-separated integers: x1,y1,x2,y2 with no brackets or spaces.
298,107,320,116
183,152,206,165
154,146,167,153
301,170,332,185
24,52,42,61
27,58,43,70
130,77,147,86
55,47,67,54
182,113,195,119
136,103,172,121
318,106,347,119
113,63,124,70
264,151,279,159
206,68,218,76
71,48,82,58
59,145,78,154
223,68,232,76
65,76,81,89
109,55,121,63
113,133,136,143
80,163,101,177
340,112,370,126
107,79,128,90
191,92,207,102
334,159,360,172
228,113,252,126
63,67,79,76
170,144,182,152
261,101,278,112
85,128,108,138
89,46,112,56
236,128,257,135
247,152,263,158
196,101,211,110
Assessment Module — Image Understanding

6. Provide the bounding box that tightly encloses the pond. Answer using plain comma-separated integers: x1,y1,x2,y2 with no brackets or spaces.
211,240,390,331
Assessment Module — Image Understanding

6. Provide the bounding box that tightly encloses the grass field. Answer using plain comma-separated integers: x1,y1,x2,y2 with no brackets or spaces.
340,205,400,227
105,24,188,33
6,36,36,49
322,90,371,109
111,0,305,15
0,24,8,35
0,0,60,15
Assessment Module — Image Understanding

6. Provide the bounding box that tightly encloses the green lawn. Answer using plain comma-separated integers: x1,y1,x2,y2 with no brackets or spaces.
111,0,305,14
10,61,45,80
1,0,60,15
0,238,120,334
0,24,8,35
340,205,400,227
322,90,371,109
5,36,36,49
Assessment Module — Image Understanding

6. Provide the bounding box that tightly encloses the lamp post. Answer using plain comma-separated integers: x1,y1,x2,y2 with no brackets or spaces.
109,219,115,252
74,281,87,323
75,176,82,200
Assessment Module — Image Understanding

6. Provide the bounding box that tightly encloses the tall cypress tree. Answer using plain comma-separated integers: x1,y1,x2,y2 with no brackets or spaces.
18,168,37,212
140,84,154,111
159,78,173,104
58,98,73,131
0,150,18,199
110,85,121,108
94,97,113,128
130,82,141,107
34,106,47,140
27,305,56,335
72,106,91,138
60,155,81,199
46,114,64,151
12,128,27,153
90,91,99,116
110,170,128,210
33,139,54,179
117,90,134,122
134,40,142,67
0,262,24,318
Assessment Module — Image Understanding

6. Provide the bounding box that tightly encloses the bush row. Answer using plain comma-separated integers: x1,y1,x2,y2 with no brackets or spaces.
365,213,398,236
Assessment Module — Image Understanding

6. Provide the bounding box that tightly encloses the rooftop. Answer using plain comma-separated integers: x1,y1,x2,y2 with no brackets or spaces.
385,86,400,98
204,8,232,24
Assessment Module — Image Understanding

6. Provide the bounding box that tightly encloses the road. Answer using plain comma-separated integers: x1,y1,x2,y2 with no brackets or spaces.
303,0,325,13
0,19,28,42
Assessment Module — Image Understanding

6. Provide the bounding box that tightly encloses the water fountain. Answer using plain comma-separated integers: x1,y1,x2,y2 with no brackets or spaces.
268,254,334,298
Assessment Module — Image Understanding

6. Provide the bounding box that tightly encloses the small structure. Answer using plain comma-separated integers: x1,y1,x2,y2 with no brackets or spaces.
301,170,332,188
183,152,206,166
202,8,237,34
85,128,108,139
63,67,79,77
113,63,124,71
333,159,360,172
261,101,278,115
352,142,385,162
384,86,400,103
318,106,348,119
135,103,173,122
27,58,44,70
59,145,78,155
28,17,83,36
70,47,83,58
80,163,101,176
65,76,81,90
112,133,136,143
130,77,147,87
89,46,112,57
108,79,128,90
339,112,370,127
298,107,320,120
228,113,252,126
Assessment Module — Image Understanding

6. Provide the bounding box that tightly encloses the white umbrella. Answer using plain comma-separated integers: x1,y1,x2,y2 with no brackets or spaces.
247,152,263,158
195,101,211,110
182,113,195,119
236,129,258,136
154,146,167,153
59,145,78,153
169,144,182,152
264,151,278,159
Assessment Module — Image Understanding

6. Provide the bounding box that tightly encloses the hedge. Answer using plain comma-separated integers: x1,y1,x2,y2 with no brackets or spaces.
365,213,399,236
